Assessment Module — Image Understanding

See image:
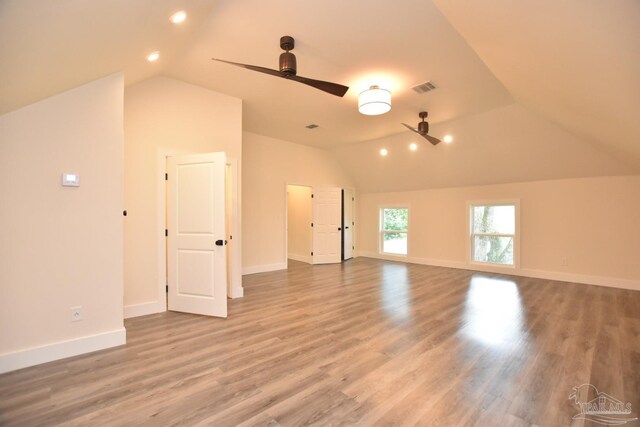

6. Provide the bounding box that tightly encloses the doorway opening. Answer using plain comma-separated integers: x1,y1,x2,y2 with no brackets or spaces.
286,184,313,264
285,184,355,268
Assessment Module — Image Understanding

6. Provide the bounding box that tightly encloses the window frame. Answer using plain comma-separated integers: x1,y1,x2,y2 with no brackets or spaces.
379,205,409,257
467,200,520,269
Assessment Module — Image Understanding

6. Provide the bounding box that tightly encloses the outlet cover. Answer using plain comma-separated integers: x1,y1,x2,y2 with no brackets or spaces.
71,306,82,322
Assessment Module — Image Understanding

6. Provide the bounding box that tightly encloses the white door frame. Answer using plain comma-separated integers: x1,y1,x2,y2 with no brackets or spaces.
226,158,243,298
343,187,356,260
157,151,242,314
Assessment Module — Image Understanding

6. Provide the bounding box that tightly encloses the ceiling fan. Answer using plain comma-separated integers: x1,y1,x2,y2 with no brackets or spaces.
212,36,349,97
402,112,441,145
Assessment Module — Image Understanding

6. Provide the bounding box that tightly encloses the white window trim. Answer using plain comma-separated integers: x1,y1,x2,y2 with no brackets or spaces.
379,205,409,257
466,199,520,269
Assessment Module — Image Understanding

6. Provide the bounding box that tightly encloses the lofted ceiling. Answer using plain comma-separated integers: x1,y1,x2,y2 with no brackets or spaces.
1,0,638,174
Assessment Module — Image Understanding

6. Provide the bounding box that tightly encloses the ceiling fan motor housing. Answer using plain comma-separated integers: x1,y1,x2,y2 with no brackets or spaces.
418,121,429,134
279,52,297,76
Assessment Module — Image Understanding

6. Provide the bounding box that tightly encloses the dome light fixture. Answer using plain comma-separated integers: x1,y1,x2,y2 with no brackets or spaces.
380,148,388,156
358,85,391,115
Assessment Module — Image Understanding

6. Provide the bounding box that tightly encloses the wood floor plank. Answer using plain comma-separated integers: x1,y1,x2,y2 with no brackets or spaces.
0,258,638,426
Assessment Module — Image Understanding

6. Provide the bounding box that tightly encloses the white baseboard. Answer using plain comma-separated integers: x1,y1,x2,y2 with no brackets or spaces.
124,301,165,319
288,253,312,264
242,262,287,275
0,327,126,374
358,252,640,291
229,286,244,298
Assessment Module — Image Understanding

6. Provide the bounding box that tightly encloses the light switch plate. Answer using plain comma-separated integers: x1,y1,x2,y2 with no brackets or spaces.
62,173,80,187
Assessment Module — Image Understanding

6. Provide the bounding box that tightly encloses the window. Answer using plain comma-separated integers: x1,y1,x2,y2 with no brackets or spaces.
380,207,408,255
469,202,518,266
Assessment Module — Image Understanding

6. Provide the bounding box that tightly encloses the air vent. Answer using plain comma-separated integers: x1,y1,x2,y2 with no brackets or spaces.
305,124,319,129
411,81,437,94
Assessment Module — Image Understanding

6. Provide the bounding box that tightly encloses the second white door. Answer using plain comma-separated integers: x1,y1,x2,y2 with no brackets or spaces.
312,187,342,264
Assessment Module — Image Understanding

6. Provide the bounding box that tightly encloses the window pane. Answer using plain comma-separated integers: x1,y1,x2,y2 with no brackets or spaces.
472,205,515,234
383,208,408,231
383,232,407,255
473,236,514,265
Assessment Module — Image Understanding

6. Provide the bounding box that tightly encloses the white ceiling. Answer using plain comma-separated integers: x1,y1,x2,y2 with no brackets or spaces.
1,0,638,175
431,0,640,168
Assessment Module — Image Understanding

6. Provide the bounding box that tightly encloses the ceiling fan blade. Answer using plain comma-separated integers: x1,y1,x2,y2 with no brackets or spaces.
212,58,283,78
401,123,419,134
422,134,441,146
289,75,349,97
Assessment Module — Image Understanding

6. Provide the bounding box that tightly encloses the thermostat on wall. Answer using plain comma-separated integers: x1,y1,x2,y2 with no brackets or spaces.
62,173,80,187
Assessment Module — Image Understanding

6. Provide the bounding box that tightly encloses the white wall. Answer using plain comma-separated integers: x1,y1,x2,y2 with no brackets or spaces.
287,185,312,263
0,73,125,373
242,132,354,273
357,176,640,289
123,77,242,317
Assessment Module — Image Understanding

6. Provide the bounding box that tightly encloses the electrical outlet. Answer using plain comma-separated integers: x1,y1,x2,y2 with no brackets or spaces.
71,306,82,322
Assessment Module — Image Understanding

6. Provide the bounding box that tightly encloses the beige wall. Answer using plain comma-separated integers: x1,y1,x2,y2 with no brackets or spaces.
124,77,242,313
243,132,354,272
0,74,125,371
357,176,640,288
287,185,312,262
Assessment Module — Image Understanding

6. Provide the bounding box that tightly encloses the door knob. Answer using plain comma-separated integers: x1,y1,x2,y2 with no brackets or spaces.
215,240,227,246
338,227,342,231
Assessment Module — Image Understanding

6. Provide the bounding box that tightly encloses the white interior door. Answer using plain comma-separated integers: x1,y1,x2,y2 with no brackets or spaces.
343,189,354,260
167,152,227,317
312,187,342,264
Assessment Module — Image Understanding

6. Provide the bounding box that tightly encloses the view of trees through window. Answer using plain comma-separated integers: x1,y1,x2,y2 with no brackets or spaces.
471,204,515,265
381,208,408,255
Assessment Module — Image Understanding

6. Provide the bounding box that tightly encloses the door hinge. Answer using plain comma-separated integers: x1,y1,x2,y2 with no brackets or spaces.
165,173,168,180
166,285,168,293
352,246,355,250
165,229,168,237
311,194,314,198
311,251,313,256
311,222,314,227
352,197,354,201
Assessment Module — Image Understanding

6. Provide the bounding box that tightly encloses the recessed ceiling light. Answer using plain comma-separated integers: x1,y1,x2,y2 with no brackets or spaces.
380,148,388,156
170,11,187,24
146,51,160,62
444,135,453,143
409,143,418,151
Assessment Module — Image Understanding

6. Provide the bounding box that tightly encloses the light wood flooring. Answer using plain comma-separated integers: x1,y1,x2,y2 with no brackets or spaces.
1,258,639,426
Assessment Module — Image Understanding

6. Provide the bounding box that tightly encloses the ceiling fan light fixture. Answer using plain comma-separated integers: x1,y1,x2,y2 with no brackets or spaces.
358,86,391,115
